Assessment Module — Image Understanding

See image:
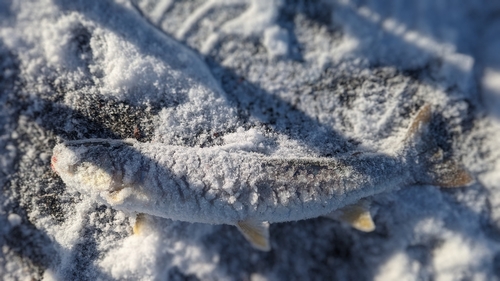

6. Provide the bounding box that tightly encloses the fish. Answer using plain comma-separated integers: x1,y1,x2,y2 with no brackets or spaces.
51,105,473,251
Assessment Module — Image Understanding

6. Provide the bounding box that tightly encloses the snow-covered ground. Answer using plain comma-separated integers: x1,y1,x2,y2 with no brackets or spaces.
1,0,500,280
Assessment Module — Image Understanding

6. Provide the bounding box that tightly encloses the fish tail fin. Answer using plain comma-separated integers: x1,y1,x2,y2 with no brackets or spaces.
403,104,473,188
424,150,474,188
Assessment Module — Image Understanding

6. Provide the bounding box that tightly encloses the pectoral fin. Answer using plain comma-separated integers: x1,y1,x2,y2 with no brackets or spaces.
133,213,147,235
236,219,271,251
324,201,376,232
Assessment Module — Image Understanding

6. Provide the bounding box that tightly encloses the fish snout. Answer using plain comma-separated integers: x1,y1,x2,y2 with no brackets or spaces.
51,154,58,172
51,144,79,176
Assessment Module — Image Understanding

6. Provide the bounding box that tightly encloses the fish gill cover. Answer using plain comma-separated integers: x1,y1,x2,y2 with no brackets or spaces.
1,0,500,280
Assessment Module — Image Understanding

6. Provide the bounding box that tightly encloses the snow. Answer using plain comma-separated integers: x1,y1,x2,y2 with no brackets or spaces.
7,214,21,227
1,0,500,280
263,26,289,58
221,128,267,152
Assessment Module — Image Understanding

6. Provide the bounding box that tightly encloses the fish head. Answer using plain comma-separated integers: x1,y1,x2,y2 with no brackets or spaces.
51,142,123,196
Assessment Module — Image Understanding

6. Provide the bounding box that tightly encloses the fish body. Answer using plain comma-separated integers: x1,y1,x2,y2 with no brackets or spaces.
52,140,409,225
51,105,473,250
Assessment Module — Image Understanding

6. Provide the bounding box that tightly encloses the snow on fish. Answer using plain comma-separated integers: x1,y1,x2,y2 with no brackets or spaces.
51,105,473,251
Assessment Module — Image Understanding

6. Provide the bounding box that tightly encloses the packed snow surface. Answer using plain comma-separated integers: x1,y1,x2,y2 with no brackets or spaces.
1,0,500,280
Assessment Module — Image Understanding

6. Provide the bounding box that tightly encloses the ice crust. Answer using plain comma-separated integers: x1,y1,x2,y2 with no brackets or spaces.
1,0,500,280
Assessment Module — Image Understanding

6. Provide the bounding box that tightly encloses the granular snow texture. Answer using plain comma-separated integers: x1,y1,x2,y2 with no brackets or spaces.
1,0,500,280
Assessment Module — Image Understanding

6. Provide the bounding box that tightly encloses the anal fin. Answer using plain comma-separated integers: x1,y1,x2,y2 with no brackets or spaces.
236,219,271,251
324,201,376,232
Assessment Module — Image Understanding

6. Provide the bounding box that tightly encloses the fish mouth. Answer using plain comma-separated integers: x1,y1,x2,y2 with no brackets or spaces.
51,144,78,175
51,155,57,172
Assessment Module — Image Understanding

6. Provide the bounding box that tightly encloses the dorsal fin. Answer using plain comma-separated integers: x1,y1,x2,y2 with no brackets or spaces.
324,201,376,232
236,219,271,251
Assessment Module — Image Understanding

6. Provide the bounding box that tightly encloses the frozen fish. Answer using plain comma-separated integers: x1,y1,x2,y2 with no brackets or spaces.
51,105,472,251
